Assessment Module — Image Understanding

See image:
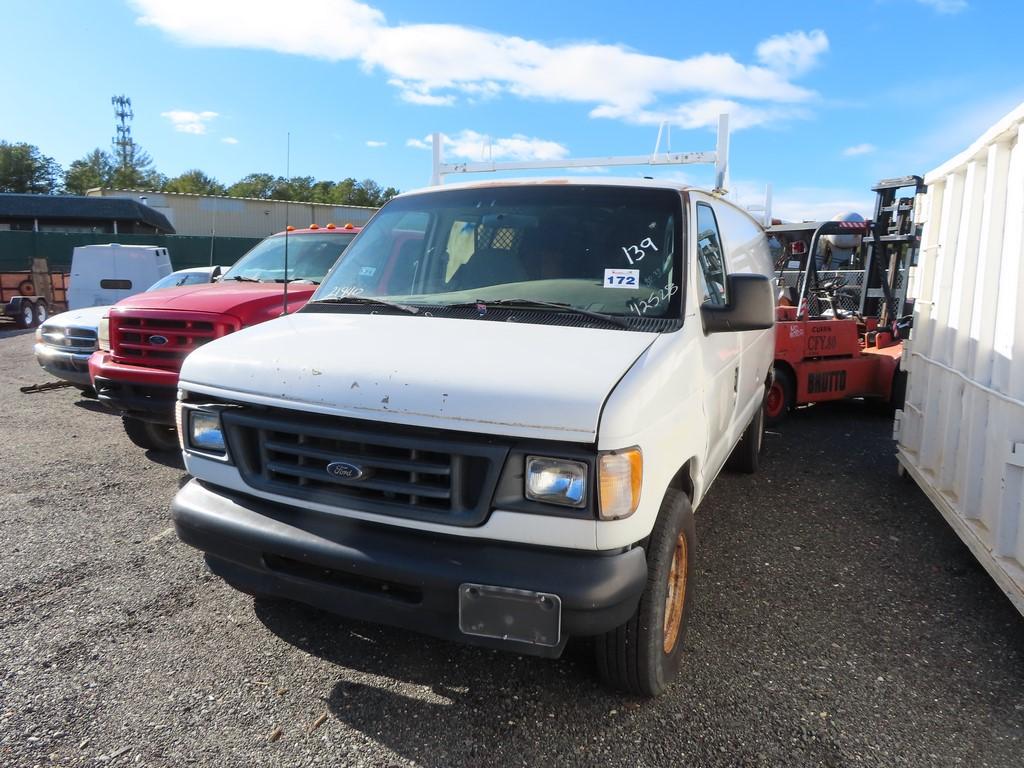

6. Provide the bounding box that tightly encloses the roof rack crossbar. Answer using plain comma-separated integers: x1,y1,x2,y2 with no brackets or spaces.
430,114,730,193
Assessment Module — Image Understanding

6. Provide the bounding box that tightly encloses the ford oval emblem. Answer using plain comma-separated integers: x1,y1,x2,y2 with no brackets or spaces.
326,461,364,481
148,335,169,346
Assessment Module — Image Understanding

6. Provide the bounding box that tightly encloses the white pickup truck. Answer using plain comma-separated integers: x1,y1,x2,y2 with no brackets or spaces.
171,178,776,696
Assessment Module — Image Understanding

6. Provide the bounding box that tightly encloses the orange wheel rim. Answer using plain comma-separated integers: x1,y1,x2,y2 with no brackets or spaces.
766,382,784,418
663,532,688,654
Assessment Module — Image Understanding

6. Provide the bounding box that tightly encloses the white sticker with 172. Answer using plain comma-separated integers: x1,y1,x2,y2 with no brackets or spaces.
604,268,640,289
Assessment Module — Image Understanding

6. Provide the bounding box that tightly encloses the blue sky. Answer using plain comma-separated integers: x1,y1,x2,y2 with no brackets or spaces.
2,0,1021,220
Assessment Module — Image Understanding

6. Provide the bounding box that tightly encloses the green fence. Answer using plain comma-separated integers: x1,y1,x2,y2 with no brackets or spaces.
0,231,262,272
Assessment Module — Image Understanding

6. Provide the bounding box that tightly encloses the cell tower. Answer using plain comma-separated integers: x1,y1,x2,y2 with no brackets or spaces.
111,95,134,170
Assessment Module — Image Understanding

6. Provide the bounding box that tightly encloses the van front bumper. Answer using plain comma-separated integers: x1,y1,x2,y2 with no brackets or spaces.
34,344,93,388
172,479,648,657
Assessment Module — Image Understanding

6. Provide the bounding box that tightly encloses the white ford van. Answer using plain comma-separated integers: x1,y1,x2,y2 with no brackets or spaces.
67,244,172,310
171,178,776,696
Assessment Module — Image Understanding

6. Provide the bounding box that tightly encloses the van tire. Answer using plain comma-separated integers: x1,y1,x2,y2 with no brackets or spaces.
122,417,179,452
595,489,695,698
726,402,764,474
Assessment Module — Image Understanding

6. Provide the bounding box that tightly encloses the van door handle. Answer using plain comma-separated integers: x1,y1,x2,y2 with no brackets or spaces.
733,367,739,393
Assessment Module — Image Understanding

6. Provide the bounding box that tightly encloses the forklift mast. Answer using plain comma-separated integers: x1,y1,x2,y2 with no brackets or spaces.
859,176,927,322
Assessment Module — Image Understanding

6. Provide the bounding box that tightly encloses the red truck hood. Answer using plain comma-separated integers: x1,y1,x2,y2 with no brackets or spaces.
110,282,316,320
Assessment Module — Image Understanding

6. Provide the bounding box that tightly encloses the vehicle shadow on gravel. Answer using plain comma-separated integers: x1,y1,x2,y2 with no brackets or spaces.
252,597,641,765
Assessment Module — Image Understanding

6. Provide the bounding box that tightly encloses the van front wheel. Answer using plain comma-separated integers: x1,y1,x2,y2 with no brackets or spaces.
595,489,695,697
122,417,179,452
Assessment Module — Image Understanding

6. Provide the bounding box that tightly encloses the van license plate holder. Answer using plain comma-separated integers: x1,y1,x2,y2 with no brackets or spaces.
458,584,561,647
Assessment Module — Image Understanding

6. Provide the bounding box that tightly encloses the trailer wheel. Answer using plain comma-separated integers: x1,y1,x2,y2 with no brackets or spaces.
595,489,695,698
766,366,794,425
33,301,48,325
122,417,179,452
14,301,35,329
726,402,765,474
17,280,34,296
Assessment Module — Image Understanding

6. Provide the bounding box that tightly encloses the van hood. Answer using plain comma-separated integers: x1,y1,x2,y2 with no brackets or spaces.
111,282,315,320
180,312,658,442
40,304,109,331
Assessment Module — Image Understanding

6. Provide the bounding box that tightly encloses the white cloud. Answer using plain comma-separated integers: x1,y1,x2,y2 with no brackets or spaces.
842,143,876,156
407,131,569,162
756,30,829,77
221,136,239,144
161,109,218,134
916,0,968,13
133,0,828,131
365,140,386,148
731,180,873,222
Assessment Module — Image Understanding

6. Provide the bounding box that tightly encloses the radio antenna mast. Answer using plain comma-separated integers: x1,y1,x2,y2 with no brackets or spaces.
282,132,291,315
111,95,135,174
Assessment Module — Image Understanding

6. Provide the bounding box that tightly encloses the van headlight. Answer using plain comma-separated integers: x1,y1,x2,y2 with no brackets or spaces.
188,410,226,454
525,456,587,508
598,448,642,520
97,317,110,351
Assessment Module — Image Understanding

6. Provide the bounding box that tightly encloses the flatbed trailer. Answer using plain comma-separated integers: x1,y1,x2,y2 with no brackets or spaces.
1,259,67,328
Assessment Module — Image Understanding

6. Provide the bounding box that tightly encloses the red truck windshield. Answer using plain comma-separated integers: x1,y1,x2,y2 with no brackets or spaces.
222,233,357,283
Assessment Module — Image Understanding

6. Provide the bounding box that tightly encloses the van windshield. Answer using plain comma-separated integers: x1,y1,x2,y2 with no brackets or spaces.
221,232,357,283
311,185,683,321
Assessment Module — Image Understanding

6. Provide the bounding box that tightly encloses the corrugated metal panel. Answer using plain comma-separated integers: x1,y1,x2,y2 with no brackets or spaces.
88,190,376,238
896,101,1024,615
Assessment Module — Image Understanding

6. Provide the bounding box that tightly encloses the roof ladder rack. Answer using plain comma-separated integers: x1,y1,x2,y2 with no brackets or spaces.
430,114,730,193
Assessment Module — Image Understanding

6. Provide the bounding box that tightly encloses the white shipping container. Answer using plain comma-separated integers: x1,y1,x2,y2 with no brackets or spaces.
896,102,1024,615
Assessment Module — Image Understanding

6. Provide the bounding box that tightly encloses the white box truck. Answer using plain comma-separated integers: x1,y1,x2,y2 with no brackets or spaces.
895,101,1024,615
67,244,172,310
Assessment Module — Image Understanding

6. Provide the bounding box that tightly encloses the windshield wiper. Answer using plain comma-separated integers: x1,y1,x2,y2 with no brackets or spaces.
274,278,320,284
227,275,261,282
310,295,421,315
443,299,632,329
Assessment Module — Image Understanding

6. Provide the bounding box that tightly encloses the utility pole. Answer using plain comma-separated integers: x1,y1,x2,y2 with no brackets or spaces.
111,95,134,173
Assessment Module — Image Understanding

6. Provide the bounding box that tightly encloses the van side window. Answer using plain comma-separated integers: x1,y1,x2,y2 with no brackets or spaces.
695,203,727,306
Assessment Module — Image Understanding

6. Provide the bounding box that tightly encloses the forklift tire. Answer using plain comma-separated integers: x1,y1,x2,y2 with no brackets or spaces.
122,417,179,452
766,366,794,426
595,489,695,698
726,402,765,474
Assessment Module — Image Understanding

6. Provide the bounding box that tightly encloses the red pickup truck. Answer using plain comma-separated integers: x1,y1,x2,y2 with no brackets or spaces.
90,224,361,451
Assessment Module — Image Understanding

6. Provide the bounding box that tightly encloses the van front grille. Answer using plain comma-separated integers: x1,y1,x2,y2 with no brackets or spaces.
222,406,509,527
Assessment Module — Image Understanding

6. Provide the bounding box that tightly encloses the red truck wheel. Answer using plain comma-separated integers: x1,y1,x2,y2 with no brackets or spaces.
766,366,794,425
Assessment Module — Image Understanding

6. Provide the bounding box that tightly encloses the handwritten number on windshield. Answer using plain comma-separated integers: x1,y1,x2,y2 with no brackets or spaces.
622,237,659,265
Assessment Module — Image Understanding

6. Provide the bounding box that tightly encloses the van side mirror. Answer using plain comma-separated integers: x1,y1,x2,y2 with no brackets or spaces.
701,273,775,334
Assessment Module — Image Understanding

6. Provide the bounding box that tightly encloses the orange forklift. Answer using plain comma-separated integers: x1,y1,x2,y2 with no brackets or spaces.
765,176,925,424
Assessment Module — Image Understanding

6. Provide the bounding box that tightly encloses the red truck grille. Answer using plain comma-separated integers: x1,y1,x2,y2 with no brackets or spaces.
112,314,238,370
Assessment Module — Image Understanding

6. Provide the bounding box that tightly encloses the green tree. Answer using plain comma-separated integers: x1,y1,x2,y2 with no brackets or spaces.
63,148,114,195
226,172,276,199
163,169,227,196
270,175,316,201
0,141,62,194
109,143,163,190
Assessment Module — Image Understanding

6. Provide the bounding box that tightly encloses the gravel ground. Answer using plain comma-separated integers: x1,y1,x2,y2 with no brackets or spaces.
1,324,1022,768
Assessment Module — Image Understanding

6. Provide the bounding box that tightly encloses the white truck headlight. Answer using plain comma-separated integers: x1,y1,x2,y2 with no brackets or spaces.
97,317,110,351
525,456,587,508
189,410,226,454
598,448,642,520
